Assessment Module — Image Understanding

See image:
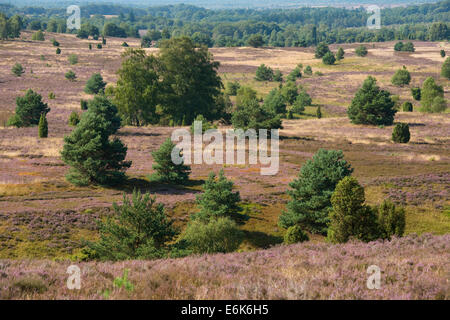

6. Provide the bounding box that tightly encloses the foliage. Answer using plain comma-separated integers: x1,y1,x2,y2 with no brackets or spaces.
430,96,447,113
11,63,24,76
31,30,44,41
420,77,444,112
336,47,345,60
322,52,336,65
279,149,353,234
280,81,298,105
61,96,131,186
48,92,55,99
86,190,176,260
392,123,410,143
68,54,78,65
327,177,380,243
182,217,243,254
316,105,322,118
315,42,330,58
190,114,217,133
391,67,411,86
8,89,50,127
80,99,88,110
232,96,282,132
68,111,80,126
38,113,48,138
355,45,368,57
150,138,191,184
394,41,415,52
247,34,264,48
84,73,106,94
411,87,421,101
377,200,405,240
304,65,312,75
283,225,309,244
347,76,397,126
56,48,61,54
441,57,450,79
440,49,446,58
51,38,59,46
263,88,286,115
402,101,413,112
292,89,312,113
65,70,76,81
273,69,283,82
287,67,302,81
224,81,240,96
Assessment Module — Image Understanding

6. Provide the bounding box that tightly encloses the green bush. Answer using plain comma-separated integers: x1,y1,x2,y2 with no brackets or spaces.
150,137,191,184
68,111,80,126
122,42,129,47
284,225,309,244
65,70,76,81
85,190,176,260
279,149,353,234
263,88,286,115
225,81,240,96
31,30,44,41
255,64,274,81
391,67,411,86
377,200,405,240
316,106,322,118
8,89,50,127
327,177,380,243
411,87,421,101
322,52,336,65
392,123,410,143
182,217,243,254
273,69,283,82
51,38,59,46
80,99,88,110
315,42,330,58
336,47,345,60
48,92,55,100
440,49,446,58
190,114,217,133
421,77,444,112
38,113,48,138
11,63,24,77
401,101,413,112
355,45,368,57
56,48,61,54
441,57,450,79
431,96,447,113
280,81,298,105
84,73,106,94
97,44,102,49
68,54,78,65
287,67,302,81
304,65,313,75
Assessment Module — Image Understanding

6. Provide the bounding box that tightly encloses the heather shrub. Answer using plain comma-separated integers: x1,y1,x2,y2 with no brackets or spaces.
150,138,191,184
38,113,48,138
85,190,176,260
12,63,24,76
377,200,405,240
182,217,243,254
327,177,380,243
68,111,80,126
284,225,309,244
391,67,411,86
65,70,76,81
279,149,353,234
84,73,106,94
8,89,50,127
194,170,241,222
402,101,413,112
355,45,368,57
347,76,396,126
255,64,274,81
392,123,410,143
322,52,336,65
13,277,47,294
61,96,131,186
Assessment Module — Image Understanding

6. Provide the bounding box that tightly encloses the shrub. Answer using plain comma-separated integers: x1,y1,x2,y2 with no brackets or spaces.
182,217,243,254
401,101,413,112
97,44,102,49
273,69,283,82
225,81,240,96
431,96,447,113
411,87,421,101
284,225,309,244
122,42,129,47
68,54,78,65
304,65,312,75
80,99,88,110
314,71,324,76
56,48,61,54
190,114,217,132
13,278,47,294
247,34,264,48
84,73,106,94
88,43,92,50
347,76,397,126
51,38,59,46
8,89,50,127
194,170,241,222
31,30,44,41
421,77,444,111
61,96,131,186
402,42,415,52
151,138,191,184
65,70,76,81
280,81,298,105
327,177,380,243
255,64,274,81
287,67,302,81
391,67,411,86
377,200,405,240
263,88,286,115
102,37,106,45
279,149,353,234
316,105,322,118
48,92,55,99
440,49,446,58
11,63,24,76
68,111,80,126
315,42,330,58
394,42,404,51
38,113,48,138
322,52,336,65
355,45,368,57
441,57,450,79
392,123,410,143
336,47,345,60
86,190,176,260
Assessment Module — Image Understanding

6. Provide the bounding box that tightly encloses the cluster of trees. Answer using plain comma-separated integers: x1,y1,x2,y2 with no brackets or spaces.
0,13,22,39
394,41,415,52
279,149,405,244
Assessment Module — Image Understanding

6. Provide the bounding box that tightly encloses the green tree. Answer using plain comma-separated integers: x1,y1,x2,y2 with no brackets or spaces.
194,170,241,222
8,89,50,127
292,89,312,114
150,138,191,184
283,225,309,244
411,87,421,101
315,42,330,58
421,77,444,112
114,49,160,126
84,73,106,94
273,69,283,82
440,50,446,58
392,123,410,143
316,106,322,119
224,81,240,96
11,63,24,77
158,37,223,124
247,34,264,48
322,52,336,65
279,149,353,234
355,45,368,57
391,67,411,86
347,76,397,126
304,65,313,75
68,111,80,126
336,47,345,60
232,96,282,133
190,114,217,133
263,88,286,115
431,96,447,113
287,67,302,81
56,48,61,54
86,190,176,260
327,177,379,243
61,96,131,186
38,113,48,138
377,200,405,240
255,64,274,81
280,81,299,105
31,30,44,41
402,101,413,112
441,57,450,80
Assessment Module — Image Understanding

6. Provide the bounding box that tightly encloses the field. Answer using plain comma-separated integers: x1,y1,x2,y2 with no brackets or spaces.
0,31,449,299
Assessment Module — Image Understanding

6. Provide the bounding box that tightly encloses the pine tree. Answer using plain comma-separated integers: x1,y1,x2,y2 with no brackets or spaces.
336,47,345,60
421,77,444,112
194,170,241,222
316,106,322,119
150,138,191,184
279,149,353,234
38,113,48,138
391,67,411,86
392,123,410,143
68,111,80,126
84,73,106,94
11,63,24,77
61,96,131,186
8,89,50,127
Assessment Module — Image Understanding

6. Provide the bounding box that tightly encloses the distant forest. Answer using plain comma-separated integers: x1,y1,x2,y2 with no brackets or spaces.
0,1,449,47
